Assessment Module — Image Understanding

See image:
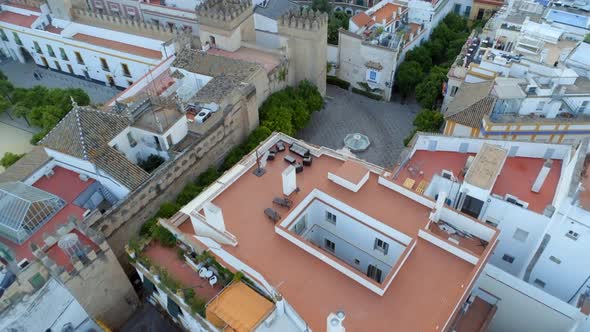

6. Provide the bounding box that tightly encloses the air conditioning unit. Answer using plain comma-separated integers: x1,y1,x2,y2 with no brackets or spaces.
79,174,89,182
44,169,55,178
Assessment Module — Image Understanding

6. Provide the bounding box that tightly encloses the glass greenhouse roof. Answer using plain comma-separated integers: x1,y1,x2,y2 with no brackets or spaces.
0,182,65,244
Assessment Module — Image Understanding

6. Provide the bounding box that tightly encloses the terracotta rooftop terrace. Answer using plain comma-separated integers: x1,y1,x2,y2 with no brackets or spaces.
392,150,562,214
0,166,95,263
72,33,163,59
0,11,38,28
176,137,496,332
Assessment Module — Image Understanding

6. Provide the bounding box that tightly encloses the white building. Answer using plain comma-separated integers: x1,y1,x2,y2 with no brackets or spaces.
0,3,173,88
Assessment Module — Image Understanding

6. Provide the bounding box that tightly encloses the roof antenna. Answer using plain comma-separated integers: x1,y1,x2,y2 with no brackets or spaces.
253,149,269,177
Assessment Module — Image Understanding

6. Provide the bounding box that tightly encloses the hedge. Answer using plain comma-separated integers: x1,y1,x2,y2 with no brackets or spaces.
327,75,350,90
351,88,382,100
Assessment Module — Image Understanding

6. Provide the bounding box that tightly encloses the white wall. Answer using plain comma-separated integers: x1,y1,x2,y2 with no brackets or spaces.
254,13,278,33
475,265,580,332
481,197,550,276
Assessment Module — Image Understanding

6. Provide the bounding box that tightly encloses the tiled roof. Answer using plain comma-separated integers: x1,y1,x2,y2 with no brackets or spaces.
39,107,149,189
445,81,495,128
72,33,162,59
0,147,49,183
446,96,496,128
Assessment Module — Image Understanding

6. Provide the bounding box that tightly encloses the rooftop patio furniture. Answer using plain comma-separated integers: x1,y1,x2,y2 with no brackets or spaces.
303,156,312,166
267,151,276,161
289,143,310,158
276,142,285,152
295,163,303,173
403,178,416,190
273,197,293,208
284,155,296,164
415,180,428,195
209,275,218,287
199,266,209,278
264,208,281,222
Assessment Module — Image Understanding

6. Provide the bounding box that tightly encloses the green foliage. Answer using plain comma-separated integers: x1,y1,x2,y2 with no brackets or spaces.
140,217,158,237
413,109,444,131
312,0,331,13
395,61,424,97
159,268,181,292
177,247,186,260
395,13,468,99
243,126,272,152
156,202,180,218
138,154,165,173
186,294,207,316
585,34,590,43
327,75,350,90
152,224,176,247
233,271,244,281
197,167,220,187
403,129,417,146
328,11,349,45
415,66,448,109
1,152,24,168
176,183,203,206
351,87,382,100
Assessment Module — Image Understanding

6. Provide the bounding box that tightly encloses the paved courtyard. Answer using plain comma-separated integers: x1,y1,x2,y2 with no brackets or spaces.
121,302,182,332
298,85,420,168
0,59,119,104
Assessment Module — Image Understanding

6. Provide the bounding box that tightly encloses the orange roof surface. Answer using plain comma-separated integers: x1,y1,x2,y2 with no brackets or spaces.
207,47,281,73
351,12,374,28
392,150,561,214
331,160,368,184
177,141,494,332
206,281,274,332
0,11,38,28
372,3,402,26
72,33,162,59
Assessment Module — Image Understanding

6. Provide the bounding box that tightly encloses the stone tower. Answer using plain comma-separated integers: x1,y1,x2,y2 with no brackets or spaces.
278,8,329,96
197,0,255,52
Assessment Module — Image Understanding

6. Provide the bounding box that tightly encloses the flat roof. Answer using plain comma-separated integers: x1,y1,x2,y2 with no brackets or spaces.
392,150,562,214
465,144,508,190
179,140,487,331
0,11,38,28
206,281,274,332
207,47,281,73
72,33,162,59
0,166,94,262
330,160,368,185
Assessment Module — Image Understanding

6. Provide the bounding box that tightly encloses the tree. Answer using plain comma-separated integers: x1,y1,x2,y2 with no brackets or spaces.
413,109,444,132
415,66,448,109
138,154,165,173
312,0,331,13
405,47,432,73
328,12,349,45
261,106,294,136
1,152,24,168
396,61,424,98
0,80,14,102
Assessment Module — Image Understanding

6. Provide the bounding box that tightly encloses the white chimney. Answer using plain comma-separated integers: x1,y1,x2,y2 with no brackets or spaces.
429,192,447,223
327,311,346,332
282,165,297,196
532,159,553,193
204,202,225,232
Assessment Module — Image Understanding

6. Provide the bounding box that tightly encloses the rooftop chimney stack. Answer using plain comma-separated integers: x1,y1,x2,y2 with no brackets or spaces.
327,311,346,332
282,165,297,196
204,202,226,232
532,159,553,193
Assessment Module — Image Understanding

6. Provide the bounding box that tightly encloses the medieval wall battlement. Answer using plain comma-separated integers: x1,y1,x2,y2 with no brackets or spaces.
198,0,253,31
278,8,328,33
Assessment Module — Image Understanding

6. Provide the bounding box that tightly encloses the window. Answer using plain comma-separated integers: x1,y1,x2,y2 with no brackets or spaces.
67,64,74,74
325,211,337,225
324,238,335,253
368,70,377,82
75,51,84,65
100,58,109,71
502,254,515,264
461,195,484,218
579,101,589,113
533,278,546,289
294,216,307,235
354,259,360,265
40,56,49,67
374,238,389,255
54,61,61,71
450,86,459,97
12,32,22,45
549,256,561,264
536,101,545,111
59,47,68,60
465,6,471,16
0,29,7,41
566,230,579,240
127,80,133,86
513,228,529,242
453,3,461,13
367,264,382,283
209,35,216,45
46,45,55,57
485,219,499,228
33,41,42,54
121,63,131,77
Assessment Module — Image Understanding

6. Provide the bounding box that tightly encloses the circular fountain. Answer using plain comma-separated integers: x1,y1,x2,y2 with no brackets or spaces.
343,133,370,152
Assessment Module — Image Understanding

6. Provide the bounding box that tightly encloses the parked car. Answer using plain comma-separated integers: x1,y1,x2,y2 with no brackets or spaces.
195,109,212,124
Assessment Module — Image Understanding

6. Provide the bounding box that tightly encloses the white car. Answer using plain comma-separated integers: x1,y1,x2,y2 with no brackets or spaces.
195,109,212,124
